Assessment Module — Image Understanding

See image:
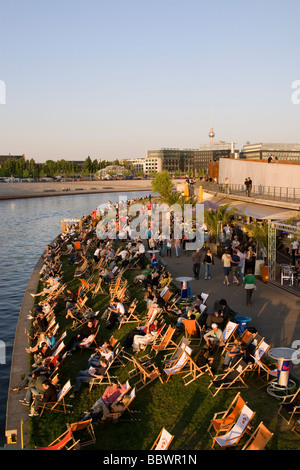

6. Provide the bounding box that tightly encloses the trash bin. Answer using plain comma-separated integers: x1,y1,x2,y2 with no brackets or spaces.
235,316,252,335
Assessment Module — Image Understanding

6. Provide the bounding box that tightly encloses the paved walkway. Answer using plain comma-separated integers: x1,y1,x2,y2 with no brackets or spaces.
5,238,300,448
158,247,300,380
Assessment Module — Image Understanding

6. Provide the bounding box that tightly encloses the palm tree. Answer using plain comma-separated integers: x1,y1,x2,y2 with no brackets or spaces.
204,204,239,243
242,220,269,259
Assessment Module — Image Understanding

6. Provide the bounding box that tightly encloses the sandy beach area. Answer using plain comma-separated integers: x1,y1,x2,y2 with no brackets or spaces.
0,179,154,200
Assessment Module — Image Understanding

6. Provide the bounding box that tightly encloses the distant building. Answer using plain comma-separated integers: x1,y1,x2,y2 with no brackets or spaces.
147,142,234,174
0,154,25,166
241,143,300,161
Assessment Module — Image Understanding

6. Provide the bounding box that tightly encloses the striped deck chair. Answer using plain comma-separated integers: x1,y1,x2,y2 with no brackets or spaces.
151,427,174,450
248,341,277,388
219,321,239,353
207,392,247,438
163,346,193,383
211,403,256,449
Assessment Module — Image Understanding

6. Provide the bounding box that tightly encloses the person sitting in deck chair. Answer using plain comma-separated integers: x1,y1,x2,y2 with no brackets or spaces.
66,320,97,355
81,379,127,421
132,319,162,353
30,279,60,297
29,379,58,417
204,323,223,352
105,298,126,329
71,358,108,397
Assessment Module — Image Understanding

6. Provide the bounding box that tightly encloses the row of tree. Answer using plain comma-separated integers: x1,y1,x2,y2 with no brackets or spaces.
0,156,122,178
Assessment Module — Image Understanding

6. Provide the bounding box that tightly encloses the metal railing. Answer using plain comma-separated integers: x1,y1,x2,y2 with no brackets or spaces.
199,181,300,203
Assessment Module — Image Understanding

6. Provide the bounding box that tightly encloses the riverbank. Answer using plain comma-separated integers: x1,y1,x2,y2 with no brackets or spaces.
0,179,153,200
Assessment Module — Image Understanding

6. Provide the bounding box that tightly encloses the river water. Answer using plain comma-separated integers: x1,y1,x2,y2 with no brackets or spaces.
0,190,150,446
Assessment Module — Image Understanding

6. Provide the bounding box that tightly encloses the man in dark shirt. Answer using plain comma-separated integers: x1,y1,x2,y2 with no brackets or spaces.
67,320,96,354
192,248,203,279
29,379,58,417
72,358,108,396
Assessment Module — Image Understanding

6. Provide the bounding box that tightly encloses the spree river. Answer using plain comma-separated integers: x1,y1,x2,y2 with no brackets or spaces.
0,190,150,446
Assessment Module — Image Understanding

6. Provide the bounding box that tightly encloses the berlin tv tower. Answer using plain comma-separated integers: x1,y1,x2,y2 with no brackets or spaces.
208,107,215,143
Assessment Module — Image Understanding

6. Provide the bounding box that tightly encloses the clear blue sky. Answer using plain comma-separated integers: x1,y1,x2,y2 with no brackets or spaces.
1,0,300,162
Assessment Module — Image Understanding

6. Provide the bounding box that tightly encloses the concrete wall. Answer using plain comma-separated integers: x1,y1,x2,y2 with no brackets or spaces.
218,158,300,188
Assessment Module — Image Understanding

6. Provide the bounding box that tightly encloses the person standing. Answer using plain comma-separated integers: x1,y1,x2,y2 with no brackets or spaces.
221,248,232,286
230,249,240,286
192,248,203,280
204,248,214,280
248,177,252,197
244,177,249,196
137,240,146,269
243,268,257,307
174,239,181,257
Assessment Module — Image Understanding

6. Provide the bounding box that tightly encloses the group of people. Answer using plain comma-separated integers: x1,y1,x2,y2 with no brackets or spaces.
16,192,267,431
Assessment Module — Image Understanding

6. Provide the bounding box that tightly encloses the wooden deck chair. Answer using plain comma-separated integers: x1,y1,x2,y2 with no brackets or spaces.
106,387,138,423
219,321,239,353
35,428,80,450
163,346,193,383
248,333,265,356
117,299,140,329
151,325,177,356
101,382,137,423
160,286,173,303
108,344,127,369
248,341,277,388
182,319,203,346
61,244,73,256
88,356,118,391
79,324,99,352
200,292,209,304
67,419,96,448
51,339,66,358
211,403,256,449
79,277,95,295
240,328,257,346
151,427,174,450
208,359,250,397
207,392,247,438
74,257,88,277
291,419,300,437
278,386,300,425
39,380,73,417
92,257,104,271
128,356,163,391
241,421,273,450
91,277,105,297
51,331,67,352
44,283,67,303
162,336,191,365
182,350,214,386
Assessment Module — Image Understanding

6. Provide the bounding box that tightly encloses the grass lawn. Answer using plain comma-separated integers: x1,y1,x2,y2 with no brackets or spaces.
27,226,300,451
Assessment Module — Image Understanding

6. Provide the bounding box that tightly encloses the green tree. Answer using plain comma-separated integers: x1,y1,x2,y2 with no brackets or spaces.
204,204,239,243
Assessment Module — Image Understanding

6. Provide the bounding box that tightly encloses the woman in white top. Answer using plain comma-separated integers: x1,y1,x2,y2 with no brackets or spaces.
221,249,232,286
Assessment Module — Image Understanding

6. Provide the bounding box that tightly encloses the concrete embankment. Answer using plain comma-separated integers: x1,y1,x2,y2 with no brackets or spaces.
5,256,45,448
0,179,153,200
